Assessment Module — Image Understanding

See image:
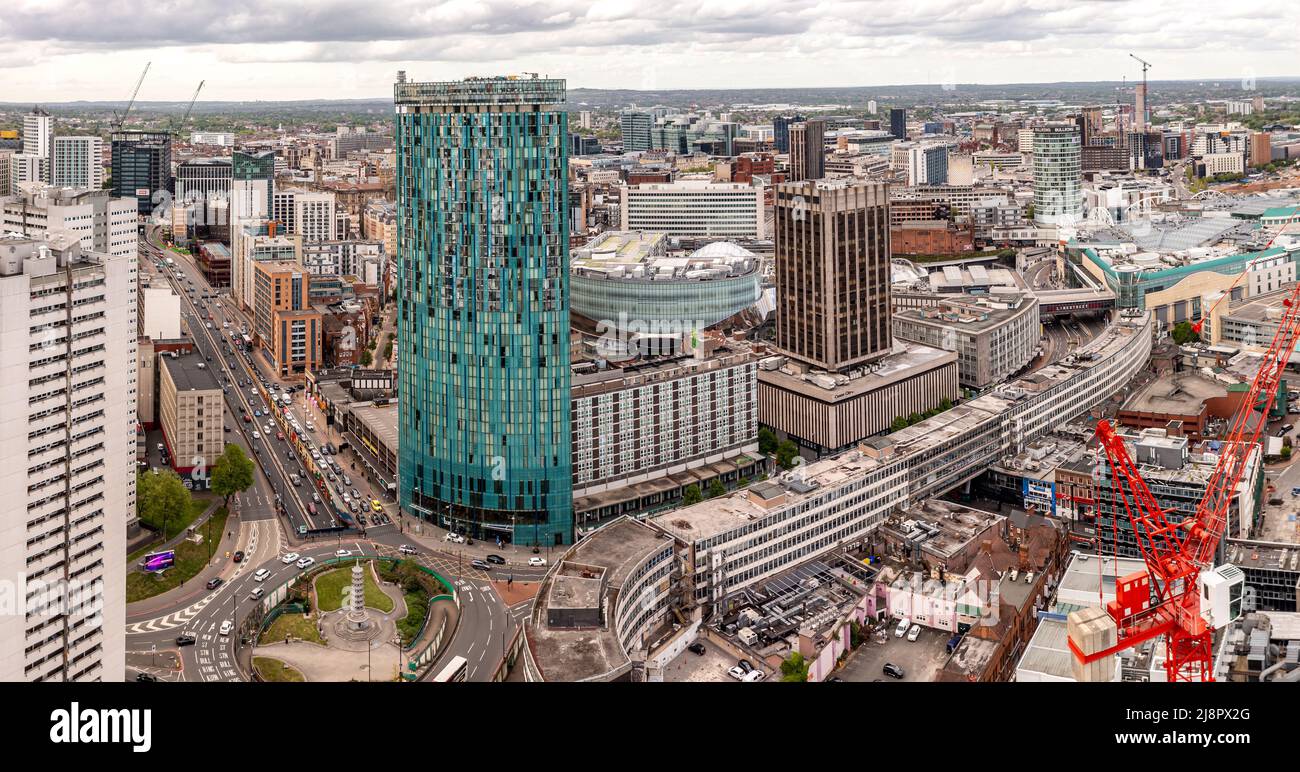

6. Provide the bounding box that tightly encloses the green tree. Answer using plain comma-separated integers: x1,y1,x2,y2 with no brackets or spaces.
682,484,703,506
359,349,373,366
1282,445,1292,460
211,443,255,507
758,426,779,456
776,440,800,470
1171,321,1200,345
707,478,727,499
890,416,910,433
780,651,810,682
136,469,190,537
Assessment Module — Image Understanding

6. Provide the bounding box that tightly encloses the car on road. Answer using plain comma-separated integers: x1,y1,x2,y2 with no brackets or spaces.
205,577,223,590
248,587,265,601
486,554,506,565
398,545,418,555
276,431,284,440
296,556,315,569
281,552,300,564
470,558,491,571
233,550,244,563
528,557,547,567
335,549,352,557
688,642,707,655
253,568,271,582
219,620,233,636
371,499,383,513
175,633,197,647
907,624,922,642
243,414,251,423
882,662,905,679
135,672,159,682
252,431,260,440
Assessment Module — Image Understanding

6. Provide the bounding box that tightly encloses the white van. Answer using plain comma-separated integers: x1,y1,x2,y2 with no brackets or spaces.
895,617,911,638
253,568,271,582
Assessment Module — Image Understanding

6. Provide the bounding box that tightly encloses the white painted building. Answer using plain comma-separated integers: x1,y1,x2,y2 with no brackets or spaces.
22,109,54,168
619,181,764,239
9,152,47,190
51,136,104,190
273,189,338,241
0,232,135,682
0,184,136,261
189,131,235,147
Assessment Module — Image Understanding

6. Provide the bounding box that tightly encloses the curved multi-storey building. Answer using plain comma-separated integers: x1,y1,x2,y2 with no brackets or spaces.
571,233,762,332
394,76,572,547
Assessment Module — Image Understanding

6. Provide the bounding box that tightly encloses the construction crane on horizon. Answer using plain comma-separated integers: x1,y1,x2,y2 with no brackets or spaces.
112,61,151,131
171,80,205,134
1129,53,1152,129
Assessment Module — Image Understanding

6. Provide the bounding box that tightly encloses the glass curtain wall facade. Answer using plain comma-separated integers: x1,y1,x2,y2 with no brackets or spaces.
395,77,572,546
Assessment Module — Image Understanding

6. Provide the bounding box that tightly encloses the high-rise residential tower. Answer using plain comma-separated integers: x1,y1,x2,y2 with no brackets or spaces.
395,76,572,547
1032,123,1083,226
774,179,893,370
0,232,135,681
23,107,54,178
788,120,826,182
52,136,104,190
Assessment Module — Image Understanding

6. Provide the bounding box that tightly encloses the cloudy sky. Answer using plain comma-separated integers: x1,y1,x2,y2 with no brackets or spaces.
1,0,1295,101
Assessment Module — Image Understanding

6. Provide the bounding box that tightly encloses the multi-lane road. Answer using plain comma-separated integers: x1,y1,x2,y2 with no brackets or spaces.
126,229,541,681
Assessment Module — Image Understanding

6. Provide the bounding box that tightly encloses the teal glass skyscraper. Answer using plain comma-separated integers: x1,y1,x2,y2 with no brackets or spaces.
394,76,572,547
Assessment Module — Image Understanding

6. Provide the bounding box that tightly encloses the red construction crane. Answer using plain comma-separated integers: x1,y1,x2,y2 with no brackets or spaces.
1068,212,1300,681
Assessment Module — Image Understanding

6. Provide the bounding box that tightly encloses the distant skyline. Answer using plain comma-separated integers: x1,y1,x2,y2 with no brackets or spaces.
1,0,1295,102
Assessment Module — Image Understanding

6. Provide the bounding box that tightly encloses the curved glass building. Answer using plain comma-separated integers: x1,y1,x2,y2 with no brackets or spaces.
394,76,572,546
571,235,762,332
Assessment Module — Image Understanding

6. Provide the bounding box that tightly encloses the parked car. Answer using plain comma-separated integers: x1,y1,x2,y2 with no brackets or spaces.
205,577,223,590
528,557,547,567
895,617,911,638
882,662,905,679
687,642,707,656
907,624,922,642
742,670,766,682
737,659,754,674
445,533,466,544
727,665,747,680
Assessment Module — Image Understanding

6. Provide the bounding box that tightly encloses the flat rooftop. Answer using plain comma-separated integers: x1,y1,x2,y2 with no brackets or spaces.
894,292,1036,333
758,339,956,401
161,351,221,392
348,402,398,452
529,518,674,682
1121,371,1229,416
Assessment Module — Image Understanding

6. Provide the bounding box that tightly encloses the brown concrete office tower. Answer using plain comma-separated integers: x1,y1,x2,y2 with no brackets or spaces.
774,179,892,370
788,120,826,182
